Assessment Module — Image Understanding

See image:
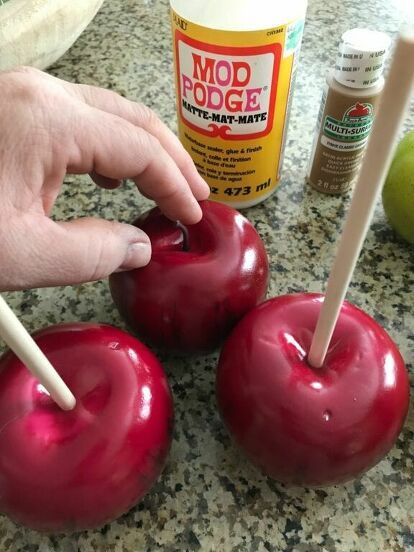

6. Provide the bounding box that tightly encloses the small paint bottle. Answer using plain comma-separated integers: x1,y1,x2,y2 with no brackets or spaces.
170,0,308,208
307,28,391,195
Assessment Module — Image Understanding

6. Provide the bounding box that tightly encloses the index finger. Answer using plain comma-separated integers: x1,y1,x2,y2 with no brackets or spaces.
68,104,204,224
66,82,210,202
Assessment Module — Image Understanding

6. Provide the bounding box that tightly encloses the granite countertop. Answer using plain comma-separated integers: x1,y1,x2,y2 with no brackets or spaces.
1,0,413,550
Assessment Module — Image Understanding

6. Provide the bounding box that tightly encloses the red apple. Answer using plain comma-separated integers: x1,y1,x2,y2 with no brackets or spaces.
216,293,409,486
109,200,269,352
0,323,173,532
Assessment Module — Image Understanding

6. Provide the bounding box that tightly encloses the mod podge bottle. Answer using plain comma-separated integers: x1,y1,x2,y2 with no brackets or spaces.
170,0,308,208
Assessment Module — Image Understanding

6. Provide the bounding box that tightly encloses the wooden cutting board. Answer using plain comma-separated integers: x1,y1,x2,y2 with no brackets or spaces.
0,0,104,71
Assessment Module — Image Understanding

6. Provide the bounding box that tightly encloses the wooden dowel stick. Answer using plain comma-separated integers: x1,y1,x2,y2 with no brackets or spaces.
0,295,76,410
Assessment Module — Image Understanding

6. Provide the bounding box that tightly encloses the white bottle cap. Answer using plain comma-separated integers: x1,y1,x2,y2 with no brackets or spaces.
334,28,391,88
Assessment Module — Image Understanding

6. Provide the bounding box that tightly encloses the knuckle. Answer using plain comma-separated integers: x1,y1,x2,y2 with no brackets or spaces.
147,107,162,128
137,103,162,129
77,83,101,104
136,126,161,155
87,241,109,281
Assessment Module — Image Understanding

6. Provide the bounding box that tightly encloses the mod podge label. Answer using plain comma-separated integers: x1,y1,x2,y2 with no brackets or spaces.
171,11,304,205
177,37,279,138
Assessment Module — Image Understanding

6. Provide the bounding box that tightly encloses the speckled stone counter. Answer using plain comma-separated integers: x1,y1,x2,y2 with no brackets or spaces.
1,0,413,550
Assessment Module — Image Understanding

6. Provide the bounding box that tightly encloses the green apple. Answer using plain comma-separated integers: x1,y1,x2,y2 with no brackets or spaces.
393,129,414,161
382,130,414,245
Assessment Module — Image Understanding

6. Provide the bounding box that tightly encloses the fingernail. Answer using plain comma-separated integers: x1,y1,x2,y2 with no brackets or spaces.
118,242,152,271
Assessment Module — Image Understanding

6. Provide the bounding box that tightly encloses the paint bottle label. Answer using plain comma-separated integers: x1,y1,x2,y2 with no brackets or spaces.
171,11,304,206
307,84,380,194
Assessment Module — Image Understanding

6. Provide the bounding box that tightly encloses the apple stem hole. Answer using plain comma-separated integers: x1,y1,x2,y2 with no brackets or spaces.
305,354,321,370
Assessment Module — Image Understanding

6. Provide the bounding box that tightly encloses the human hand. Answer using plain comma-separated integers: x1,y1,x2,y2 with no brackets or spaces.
0,67,210,291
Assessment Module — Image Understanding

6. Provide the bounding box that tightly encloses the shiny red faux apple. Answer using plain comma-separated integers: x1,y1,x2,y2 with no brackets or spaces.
0,323,173,532
110,200,269,352
216,293,410,486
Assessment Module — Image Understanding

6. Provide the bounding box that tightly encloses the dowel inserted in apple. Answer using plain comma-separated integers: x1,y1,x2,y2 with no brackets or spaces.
308,32,414,369
0,295,76,410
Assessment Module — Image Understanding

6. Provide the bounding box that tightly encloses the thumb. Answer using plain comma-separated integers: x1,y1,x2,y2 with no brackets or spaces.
4,216,151,290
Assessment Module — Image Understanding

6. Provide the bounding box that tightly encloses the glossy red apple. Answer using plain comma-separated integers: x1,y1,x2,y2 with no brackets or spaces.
0,323,174,532
109,200,269,352
216,293,409,486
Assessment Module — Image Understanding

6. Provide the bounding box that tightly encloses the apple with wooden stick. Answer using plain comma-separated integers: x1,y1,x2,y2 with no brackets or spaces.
216,293,409,486
216,33,413,486
0,323,173,532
